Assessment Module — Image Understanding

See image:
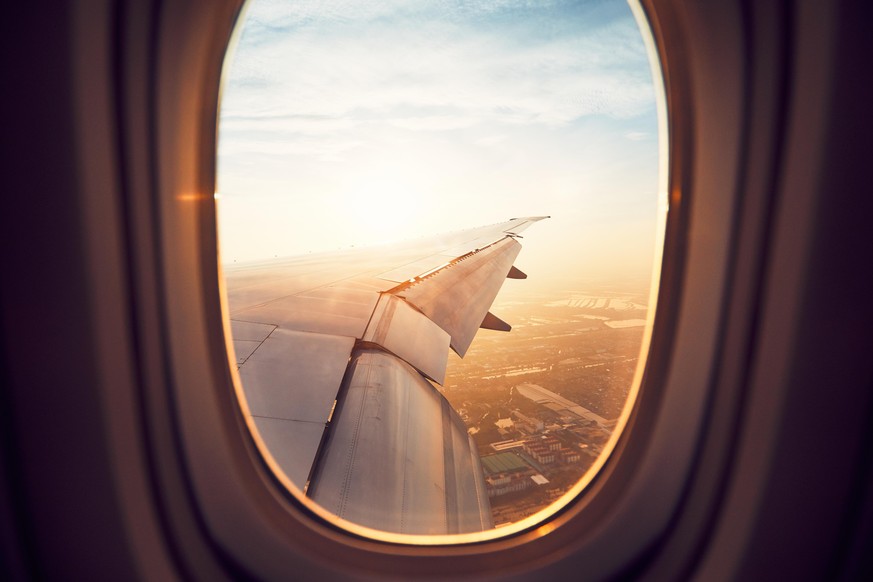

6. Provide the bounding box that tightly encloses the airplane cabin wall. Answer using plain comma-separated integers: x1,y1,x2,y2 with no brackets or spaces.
0,1,871,580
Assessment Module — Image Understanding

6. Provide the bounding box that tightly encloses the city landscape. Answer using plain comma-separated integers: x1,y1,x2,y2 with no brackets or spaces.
443,278,650,526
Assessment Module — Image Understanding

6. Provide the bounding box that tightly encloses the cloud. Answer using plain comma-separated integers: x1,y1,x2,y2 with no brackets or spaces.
221,0,655,143
474,134,507,147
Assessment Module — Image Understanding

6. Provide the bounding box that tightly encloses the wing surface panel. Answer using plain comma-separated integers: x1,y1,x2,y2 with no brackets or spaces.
238,329,353,422
376,256,452,284
230,320,277,366
232,340,262,365
252,416,328,490
231,286,379,338
229,320,275,341
227,271,353,314
438,232,519,258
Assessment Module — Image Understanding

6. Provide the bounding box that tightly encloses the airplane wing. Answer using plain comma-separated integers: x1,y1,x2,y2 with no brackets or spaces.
225,216,548,535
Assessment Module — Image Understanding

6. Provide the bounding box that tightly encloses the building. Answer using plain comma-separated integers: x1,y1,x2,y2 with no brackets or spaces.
480,452,537,498
514,383,609,427
511,410,544,434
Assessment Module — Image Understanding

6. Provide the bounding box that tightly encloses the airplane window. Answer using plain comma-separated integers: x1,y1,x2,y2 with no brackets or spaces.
216,0,666,542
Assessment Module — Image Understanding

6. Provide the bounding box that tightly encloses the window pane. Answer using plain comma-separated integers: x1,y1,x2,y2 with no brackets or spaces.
218,0,666,541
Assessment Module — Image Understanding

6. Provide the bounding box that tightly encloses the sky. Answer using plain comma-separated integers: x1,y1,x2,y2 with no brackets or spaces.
216,0,665,288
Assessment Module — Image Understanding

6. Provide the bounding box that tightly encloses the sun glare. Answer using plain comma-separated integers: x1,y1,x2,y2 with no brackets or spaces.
341,175,425,236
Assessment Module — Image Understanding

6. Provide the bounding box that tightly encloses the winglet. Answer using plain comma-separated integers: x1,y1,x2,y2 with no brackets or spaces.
480,312,511,332
507,266,527,279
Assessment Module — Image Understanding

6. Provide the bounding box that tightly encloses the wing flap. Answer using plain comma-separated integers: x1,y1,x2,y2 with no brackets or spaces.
308,349,493,534
362,294,451,384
